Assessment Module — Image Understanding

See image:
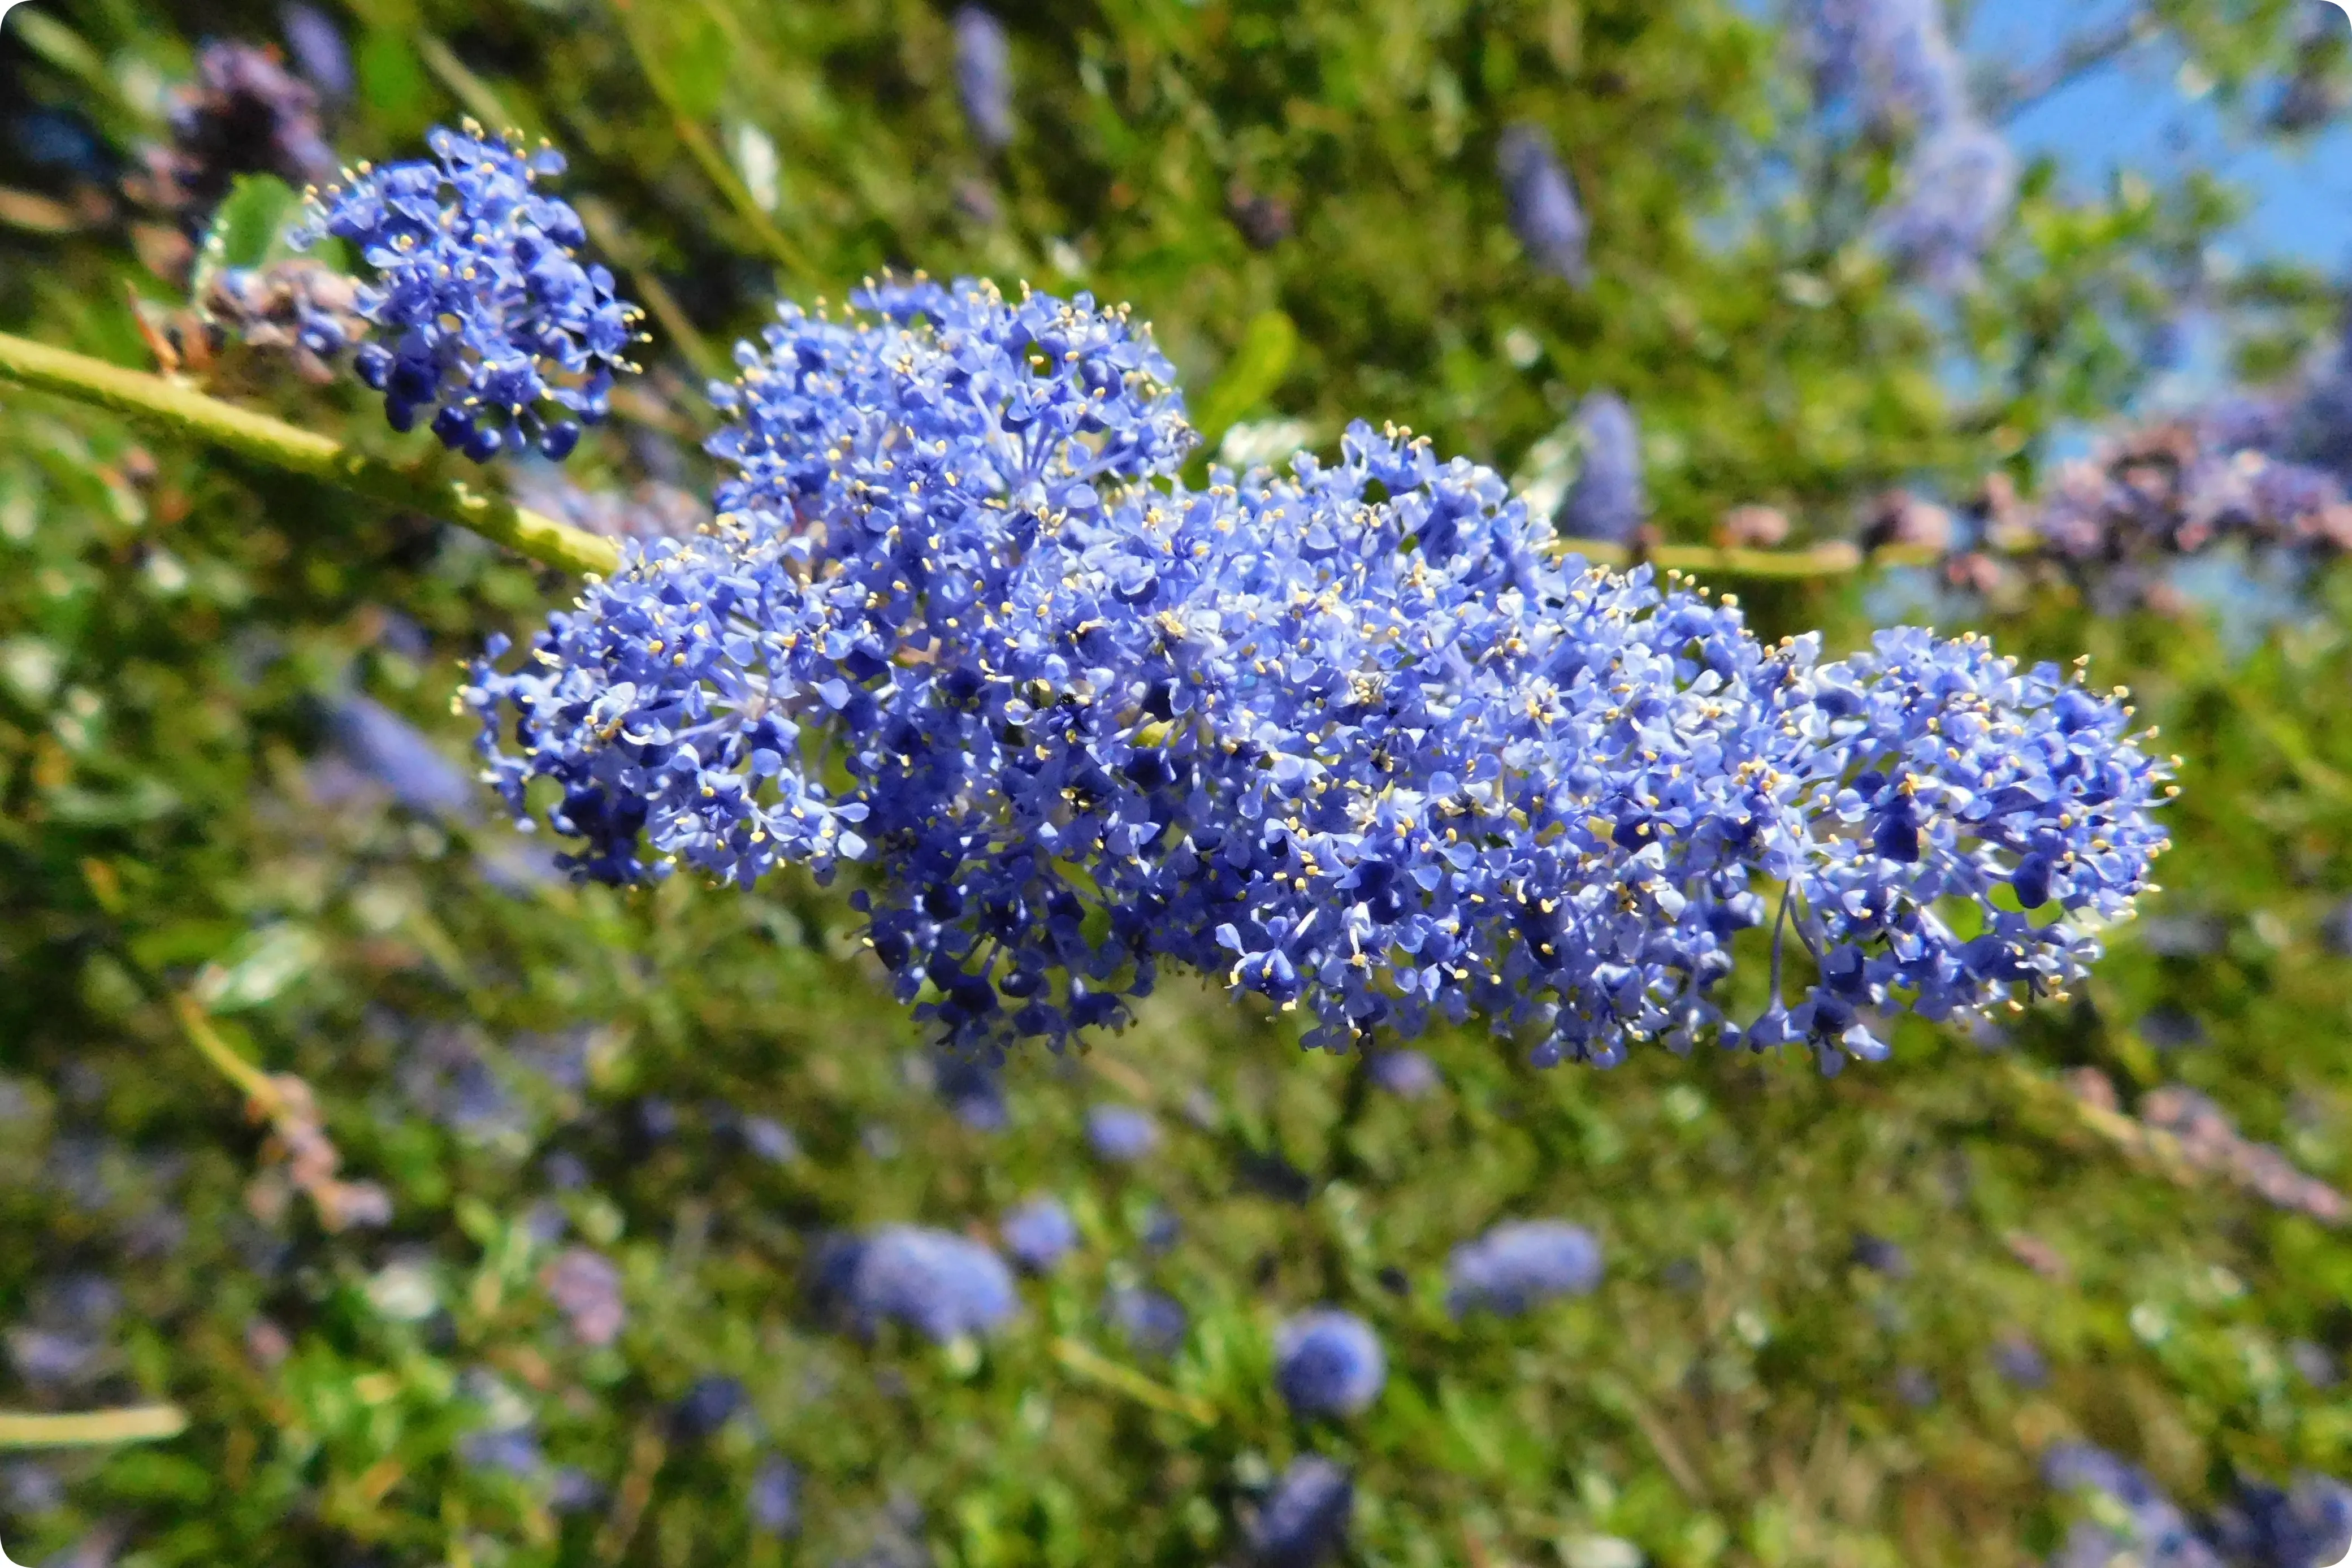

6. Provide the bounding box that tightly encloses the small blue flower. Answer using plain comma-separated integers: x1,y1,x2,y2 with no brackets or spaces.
814,1225,1017,1342
280,3,353,100
297,125,644,460
1272,1310,1385,1418
1252,1456,1353,1568
1000,1196,1078,1273
1086,1105,1161,1163
1447,1220,1603,1318
2043,1443,2227,1568
1496,124,1588,284
954,8,1015,150
1799,0,1967,132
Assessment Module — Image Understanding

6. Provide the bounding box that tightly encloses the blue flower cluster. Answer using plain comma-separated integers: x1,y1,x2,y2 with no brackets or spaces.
1272,1309,1386,1418
812,1224,1018,1342
1496,124,1589,285
467,278,2172,1069
999,1195,1077,1271
954,8,1016,151
1253,1456,1354,1568
296,124,644,461
1446,1220,1602,1316
2043,1443,2352,1568
1557,390,1645,543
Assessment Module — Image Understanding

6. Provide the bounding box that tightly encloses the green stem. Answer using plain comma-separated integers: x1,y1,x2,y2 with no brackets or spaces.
1546,536,1942,581
0,1405,188,1449
0,332,622,578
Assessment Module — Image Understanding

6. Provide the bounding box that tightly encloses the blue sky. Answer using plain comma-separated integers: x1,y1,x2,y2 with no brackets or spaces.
1971,0,2352,268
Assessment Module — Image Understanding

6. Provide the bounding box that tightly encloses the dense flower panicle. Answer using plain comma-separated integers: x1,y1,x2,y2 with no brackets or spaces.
1496,124,1589,284
1253,1456,1354,1568
1272,1310,1386,1417
1085,1104,1160,1162
1879,119,2016,289
296,125,644,461
1000,1196,1078,1272
135,41,336,219
467,279,2172,1069
1556,391,1645,543
1447,1220,1602,1316
954,8,1016,150
815,1225,1017,1342
330,696,478,820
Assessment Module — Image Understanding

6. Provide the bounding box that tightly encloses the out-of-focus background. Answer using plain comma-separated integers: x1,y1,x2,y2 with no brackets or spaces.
3,2,2352,1564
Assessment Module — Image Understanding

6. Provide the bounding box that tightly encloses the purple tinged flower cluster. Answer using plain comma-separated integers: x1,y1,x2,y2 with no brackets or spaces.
1446,1220,1602,1316
2210,1477,2352,1568
953,8,1015,151
1000,1196,1078,1272
542,1246,626,1346
1799,0,2015,287
296,125,644,461
1800,0,1966,131
1085,1104,1160,1162
815,1225,1017,1342
2043,1444,2223,1568
466,279,2172,1069
1556,391,1645,543
1253,1456,1354,1568
279,5,352,101
1879,120,2017,291
139,41,337,218
1496,124,1589,284
1272,1310,1385,1418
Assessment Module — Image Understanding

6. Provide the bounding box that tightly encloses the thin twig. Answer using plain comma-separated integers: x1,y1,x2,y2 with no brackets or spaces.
1048,1337,1218,1425
607,0,811,279
0,1406,188,1449
0,331,620,577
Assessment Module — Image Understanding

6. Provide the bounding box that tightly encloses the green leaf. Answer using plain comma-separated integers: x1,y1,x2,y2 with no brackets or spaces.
1186,310,1299,458
190,175,309,304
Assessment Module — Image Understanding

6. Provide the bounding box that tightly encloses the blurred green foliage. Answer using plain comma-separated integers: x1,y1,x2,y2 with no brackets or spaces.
3,2,2352,1566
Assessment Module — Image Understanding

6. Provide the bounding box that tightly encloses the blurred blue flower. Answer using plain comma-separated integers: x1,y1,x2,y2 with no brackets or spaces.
1496,124,1588,284
670,1374,746,1440
1992,1332,2048,1389
1253,1455,1353,1568
1556,392,1645,544
1849,1232,1909,1277
2043,1443,2226,1568
1367,1050,1439,1098
1273,1309,1386,1418
1447,1220,1602,1318
954,8,1015,150
330,695,478,820
750,1456,801,1537
280,3,353,99
816,1225,1018,1342
1000,1196,1078,1273
2210,1475,2352,1568
1086,1105,1161,1163
542,1245,626,1346
741,1115,799,1164
933,1051,1008,1130
1879,119,2014,291
1103,1283,1186,1358
297,125,643,461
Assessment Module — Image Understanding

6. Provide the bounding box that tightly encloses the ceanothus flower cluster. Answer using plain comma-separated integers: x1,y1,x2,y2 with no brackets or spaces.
295,124,644,461
466,278,2172,1071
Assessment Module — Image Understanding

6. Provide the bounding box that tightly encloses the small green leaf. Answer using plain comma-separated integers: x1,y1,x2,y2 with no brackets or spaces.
190,174,309,303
